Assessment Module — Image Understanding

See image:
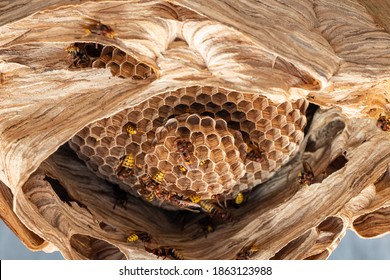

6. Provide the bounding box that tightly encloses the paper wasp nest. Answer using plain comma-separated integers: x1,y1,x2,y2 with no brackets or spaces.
1,0,390,260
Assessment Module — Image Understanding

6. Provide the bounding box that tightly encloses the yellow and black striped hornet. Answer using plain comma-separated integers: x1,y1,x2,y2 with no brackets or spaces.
298,161,314,186
152,170,165,186
126,231,151,247
83,18,115,39
116,153,135,179
149,247,184,260
246,142,265,163
190,195,233,222
65,44,90,68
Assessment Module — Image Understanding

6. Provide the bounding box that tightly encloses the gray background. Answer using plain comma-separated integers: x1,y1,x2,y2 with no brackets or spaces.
1,220,390,259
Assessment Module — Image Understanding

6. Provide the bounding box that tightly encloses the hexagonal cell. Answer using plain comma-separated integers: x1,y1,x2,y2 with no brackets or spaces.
109,146,124,158
154,146,170,161
152,117,164,129
245,109,261,122
295,116,306,129
127,111,143,123
272,114,287,128
221,102,236,113
187,170,202,181
113,134,127,147
135,153,146,166
177,177,191,190
91,126,106,138
265,128,281,141
287,109,300,123
95,146,109,158
134,63,151,79
253,96,268,110
140,108,156,121
277,101,293,115
100,136,115,148
185,114,200,129
148,96,164,110
173,104,190,115
256,118,272,131
220,135,234,150
164,95,180,107
214,118,227,131
92,58,107,69
231,111,246,122
99,164,114,176
259,138,274,151
164,172,177,184
112,48,127,64
192,180,207,192
203,172,218,184
80,145,96,157
220,173,234,185
177,127,191,139
190,102,206,113
157,160,173,172
119,61,135,78
281,123,295,136
199,117,214,133
85,135,97,147
125,53,138,65
227,91,243,103
180,95,195,106
214,162,229,174
205,102,221,113
70,134,85,147
90,155,105,166
210,92,227,105
230,161,245,178
210,149,224,162
145,154,159,166
274,135,289,149
237,100,253,113
196,93,212,105
206,134,219,149
292,98,308,113
141,141,153,154
103,155,118,166
240,120,256,133
158,105,172,119
101,46,114,57
111,113,125,128
226,121,240,131
215,110,231,121
194,145,209,159
225,149,239,165
290,130,304,143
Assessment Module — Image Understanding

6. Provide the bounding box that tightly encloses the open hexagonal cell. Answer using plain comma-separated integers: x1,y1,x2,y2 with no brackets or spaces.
112,48,127,64
134,63,152,79
70,234,126,260
196,93,212,105
120,62,135,78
